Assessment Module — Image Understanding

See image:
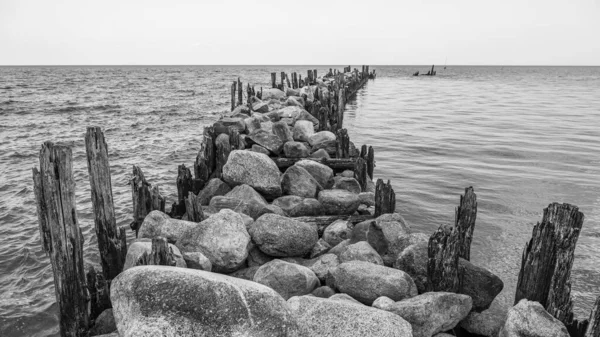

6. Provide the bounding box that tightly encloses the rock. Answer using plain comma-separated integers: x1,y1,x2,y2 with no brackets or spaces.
373,296,395,311
288,295,412,337
277,106,304,119
386,292,472,337
272,121,293,143
283,141,310,158
264,203,286,216
182,251,212,271
247,242,274,267
295,159,334,189
197,178,231,206
123,239,187,270
309,253,340,283
92,332,118,337
308,131,336,147
359,192,375,206
253,259,320,300
252,112,270,122
220,117,245,133
222,150,282,199
351,213,412,266
393,241,429,294
176,209,250,273
281,117,294,126
281,165,322,198
227,266,259,281
499,299,569,337
340,170,354,178
459,258,504,312
333,177,361,194
138,211,199,244
461,298,508,337
286,89,301,98
250,144,270,155
264,110,280,122
339,241,384,265
244,117,262,134
310,148,330,159
322,220,353,247
111,266,299,336
294,110,319,128
239,212,254,230
318,190,361,215
262,88,286,100
311,139,337,156
252,101,269,113
246,129,283,155
225,184,267,205
272,196,323,217
89,309,116,336
329,293,363,305
328,239,351,256
260,121,273,133
292,120,315,142
208,196,274,220
231,104,250,116
328,261,418,305
366,180,376,193
310,238,331,259
312,286,335,298
250,213,318,257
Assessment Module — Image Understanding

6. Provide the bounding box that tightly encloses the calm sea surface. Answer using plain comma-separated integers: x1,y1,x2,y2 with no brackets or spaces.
1,66,599,336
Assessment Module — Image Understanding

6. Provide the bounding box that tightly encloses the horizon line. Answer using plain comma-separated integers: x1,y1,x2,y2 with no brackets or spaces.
1,64,599,67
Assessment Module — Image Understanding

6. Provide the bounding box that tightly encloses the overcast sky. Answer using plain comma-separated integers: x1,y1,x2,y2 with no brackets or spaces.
1,0,599,65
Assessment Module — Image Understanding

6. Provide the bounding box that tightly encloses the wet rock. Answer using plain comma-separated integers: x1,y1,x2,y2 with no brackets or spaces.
89,309,116,336
294,159,334,189
281,165,322,198
312,285,335,298
288,295,412,337
176,209,250,273
309,253,340,283
393,241,429,293
262,88,286,100
322,220,353,247
283,141,310,158
272,196,323,217
111,266,299,336
359,192,375,206
461,298,508,337
250,144,270,155
246,129,282,155
459,258,504,312
351,213,412,266
222,150,282,199
252,101,269,113
339,241,384,265
138,211,199,244
225,184,267,205
499,299,569,337
333,177,361,194
197,178,232,206
272,121,293,143
328,261,418,305
308,131,336,147
310,238,331,259
373,296,395,311
318,189,361,215
310,148,330,159
385,292,472,337
254,259,319,300
220,117,245,133
292,120,315,142
249,213,318,257
208,196,273,220
123,239,187,270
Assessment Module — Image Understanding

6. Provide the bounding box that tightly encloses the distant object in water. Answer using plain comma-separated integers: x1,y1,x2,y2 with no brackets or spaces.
418,65,436,76
444,57,447,69
413,71,419,76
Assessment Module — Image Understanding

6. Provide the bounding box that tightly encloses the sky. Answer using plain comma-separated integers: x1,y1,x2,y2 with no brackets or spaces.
1,0,599,65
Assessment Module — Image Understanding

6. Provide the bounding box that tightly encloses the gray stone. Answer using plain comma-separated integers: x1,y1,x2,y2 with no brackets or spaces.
138,211,199,244
89,309,116,336
123,239,187,270
272,196,323,217
459,258,504,312
308,131,336,147
461,298,508,337
294,110,319,128
252,101,269,113
225,184,267,205
386,292,472,337
292,120,315,142
197,178,231,206
220,117,245,133
111,266,299,336
333,177,362,194
222,150,282,199
328,261,418,305
286,88,301,97
265,110,280,122
322,220,353,247
247,242,274,267
310,238,331,259
254,259,320,300
246,129,283,155
260,121,273,133
272,121,293,143
262,88,286,100
359,192,375,206
339,241,384,265
176,209,250,273
499,299,568,337
277,106,304,119
312,286,335,298
340,170,354,178
281,165,322,199
283,141,310,158
250,213,318,257
208,196,274,220
287,295,412,337
286,95,302,106
310,148,330,159
295,159,334,189
227,266,259,281
393,241,429,294
311,139,337,156
250,144,270,155
318,189,361,215
182,251,212,271
231,104,250,116
329,293,363,305
373,296,395,311
351,213,412,266
244,117,262,134
309,253,340,283
328,239,351,256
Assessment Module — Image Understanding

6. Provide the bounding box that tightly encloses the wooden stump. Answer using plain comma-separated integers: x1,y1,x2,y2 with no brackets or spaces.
237,78,242,107
173,164,193,217
427,224,461,292
515,203,584,326
374,179,395,217
196,126,215,181
335,128,350,159
271,72,276,88
307,70,313,84
311,100,321,119
32,142,90,337
130,165,165,234
455,187,477,261
337,88,345,130
228,126,241,150
84,127,126,282
586,295,600,337
318,107,329,132
230,81,236,111
136,237,176,267
184,193,205,223
86,266,110,321
354,157,368,192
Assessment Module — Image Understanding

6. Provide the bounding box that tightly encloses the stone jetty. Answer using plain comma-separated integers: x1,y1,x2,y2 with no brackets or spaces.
32,66,599,337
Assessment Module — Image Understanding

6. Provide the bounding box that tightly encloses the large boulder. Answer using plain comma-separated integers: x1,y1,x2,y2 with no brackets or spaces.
333,177,361,194
123,239,187,270
197,178,231,205
459,258,504,312
385,292,472,337
328,261,418,305
176,209,250,273
182,251,212,271
253,259,320,300
272,196,323,217
249,213,318,257
292,120,315,142
277,106,304,119
288,296,412,337
309,253,340,283
111,266,300,336
393,241,429,293
318,190,361,215
272,121,293,143
351,213,412,266
89,309,117,336
138,211,199,244
219,117,245,133
222,150,282,199
338,241,384,265
308,131,336,147
281,165,322,198
208,196,273,220
246,129,283,155
460,298,508,337
499,299,569,337
295,159,334,189
309,238,331,259
322,219,353,247
283,141,310,158
252,101,269,113
311,139,337,156
262,88,286,100
224,184,267,205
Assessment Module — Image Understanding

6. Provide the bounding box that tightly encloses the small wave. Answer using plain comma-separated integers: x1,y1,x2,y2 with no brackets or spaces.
56,106,85,113
2,100,17,105
93,104,122,111
1,86,13,90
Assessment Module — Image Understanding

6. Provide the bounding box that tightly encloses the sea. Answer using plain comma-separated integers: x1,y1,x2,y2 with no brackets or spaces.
1,65,599,336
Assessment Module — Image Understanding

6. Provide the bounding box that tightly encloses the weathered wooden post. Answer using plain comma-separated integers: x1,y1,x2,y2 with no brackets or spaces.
354,157,368,192
318,107,329,132
130,165,165,234
427,224,461,292
84,127,126,282
228,126,241,150
230,81,236,111
360,145,375,180
271,72,277,88
374,179,395,216
286,73,291,88
136,237,176,267
515,203,584,326
455,187,477,261
307,70,313,84
313,69,317,81
335,128,350,158
280,71,285,89
33,142,90,337
586,295,600,337
237,78,242,107
175,164,193,216
337,88,345,130
184,193,205,223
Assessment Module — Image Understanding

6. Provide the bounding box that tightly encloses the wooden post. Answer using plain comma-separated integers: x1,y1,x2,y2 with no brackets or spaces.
176,164,193,215
515,203,584,326
286,73,291,88
130,165,165,234
366,146,375,180
32,142,89,337
136,237,176,267
84,127,126,282
231,81,236,111
299,75,303,87
184,193,205,223
335,128,350,159
213,135,231,179
86,266,110,322
313,69,317,81
337,88,345,130
228,126,241,150
455,187,477,261
280,72,285,89
237,78,242,107
374,179,395,216
310,100,321,118
307,70,313,84
318,107,329,132
427,224,461,292
271,73,277,88
354,157,368,192
586,295,600,337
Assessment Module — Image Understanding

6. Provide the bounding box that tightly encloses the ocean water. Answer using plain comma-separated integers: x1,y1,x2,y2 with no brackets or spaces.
1,65,599,336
